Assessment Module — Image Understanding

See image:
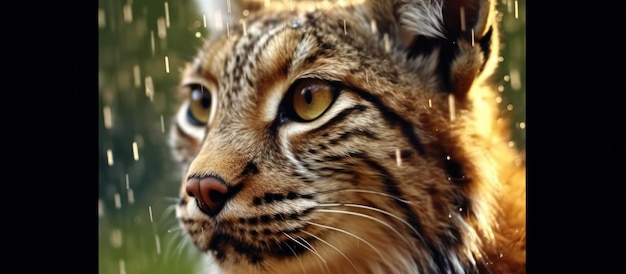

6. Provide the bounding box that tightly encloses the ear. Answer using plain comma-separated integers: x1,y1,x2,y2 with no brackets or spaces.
366,0,498,100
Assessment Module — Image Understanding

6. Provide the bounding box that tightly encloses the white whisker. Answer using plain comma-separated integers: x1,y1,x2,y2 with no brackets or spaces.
315,208,412,248
283,232,330,274
301,230,358,273
305,221,387,263
318,203,425,245
273,236,307,274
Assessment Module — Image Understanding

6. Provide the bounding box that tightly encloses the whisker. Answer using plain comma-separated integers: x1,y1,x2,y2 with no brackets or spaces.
315,208,413,249
318,203,425,245
273,236,307,274
283,232,330,274
305,221,387,263
301,230,358,273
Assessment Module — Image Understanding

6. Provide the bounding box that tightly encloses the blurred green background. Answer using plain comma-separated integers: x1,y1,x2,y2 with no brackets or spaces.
98,0,525,273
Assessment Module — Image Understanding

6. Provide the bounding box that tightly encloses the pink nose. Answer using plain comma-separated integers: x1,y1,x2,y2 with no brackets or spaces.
186,177,230,215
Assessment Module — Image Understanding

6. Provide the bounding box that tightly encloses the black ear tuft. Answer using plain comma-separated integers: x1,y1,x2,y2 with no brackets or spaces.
366,0,498,97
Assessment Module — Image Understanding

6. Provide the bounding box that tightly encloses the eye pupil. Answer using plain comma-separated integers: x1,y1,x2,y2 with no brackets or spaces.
303,88,313,104
200,93,211,108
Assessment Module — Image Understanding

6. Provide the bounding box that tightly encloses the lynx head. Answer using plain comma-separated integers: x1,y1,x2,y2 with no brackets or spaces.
169,0,525,273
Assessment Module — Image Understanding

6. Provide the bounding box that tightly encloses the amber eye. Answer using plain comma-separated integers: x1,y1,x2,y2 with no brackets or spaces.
291,79,335,121
186,84,212,125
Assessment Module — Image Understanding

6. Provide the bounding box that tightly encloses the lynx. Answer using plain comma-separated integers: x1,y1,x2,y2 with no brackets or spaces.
169,0,526,273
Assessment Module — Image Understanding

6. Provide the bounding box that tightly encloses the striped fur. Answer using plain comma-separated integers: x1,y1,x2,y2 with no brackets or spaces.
170,0,525,273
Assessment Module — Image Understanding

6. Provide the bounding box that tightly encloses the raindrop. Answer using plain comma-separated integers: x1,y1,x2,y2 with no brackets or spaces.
132,65,141,88
506,104,514,111
122,4,132,23
164,56,170,73
149,206,154,223
127,188,135,204
291,19,301,29
518,121,526,129
514,0,519,19
448,94,456,121
195,32,202,38
495,96,502,103
428,99,432,108
383,33,390,53
145,76,154,101
125,174,129,189
103,106,113,129
132,141,139,161
150,31,155,55
157,17,167,39
106,149,114,166
98,199,105,218
114,193,122,209
369,19,378,33
459,7,466,32
160,115,165,133
395,148,402,167
98,9,105,28
242,9,249,17
119,259,126,274
110,228,123,248
202,14,207,27
164,2,170,28
155,234,162,254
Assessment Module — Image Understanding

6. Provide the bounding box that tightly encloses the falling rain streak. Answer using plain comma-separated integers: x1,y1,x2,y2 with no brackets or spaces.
133,65,141,87
157,17,167,39
164,2,170,28
145,76,154,101
123,4,132,23
106,149,114,166
165,56,170,73
150,31,155,55
395,148,402,167
103,106,112,129
160,115,165,133
149,206,154,223
114,193,122,209
155,235,162,255
132,141,139,161
448,94,456,121
119,260,126,274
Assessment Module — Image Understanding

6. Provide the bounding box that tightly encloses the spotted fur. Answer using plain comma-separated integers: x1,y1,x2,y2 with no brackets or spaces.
170,0,525,273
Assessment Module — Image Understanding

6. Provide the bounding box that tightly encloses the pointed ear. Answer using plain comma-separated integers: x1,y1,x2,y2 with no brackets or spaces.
365,0,498,100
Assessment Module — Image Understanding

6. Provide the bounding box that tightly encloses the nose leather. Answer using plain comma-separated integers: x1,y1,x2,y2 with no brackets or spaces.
186,176,230,215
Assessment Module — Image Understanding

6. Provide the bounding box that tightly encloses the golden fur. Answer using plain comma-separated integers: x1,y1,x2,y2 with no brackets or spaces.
169,0,526,273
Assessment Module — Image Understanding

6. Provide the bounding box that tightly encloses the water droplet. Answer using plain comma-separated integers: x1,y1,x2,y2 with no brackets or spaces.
114,193,122,209
132,142,139,161
164,2,170,28
291,20,301,29
395,148,402,167
164,56,170,73
103,106,113,129
127,188,135,204
110,228,123,248
106,149,114,166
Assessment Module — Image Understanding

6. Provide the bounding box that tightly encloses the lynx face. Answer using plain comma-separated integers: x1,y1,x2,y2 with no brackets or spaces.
169,0,525,273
